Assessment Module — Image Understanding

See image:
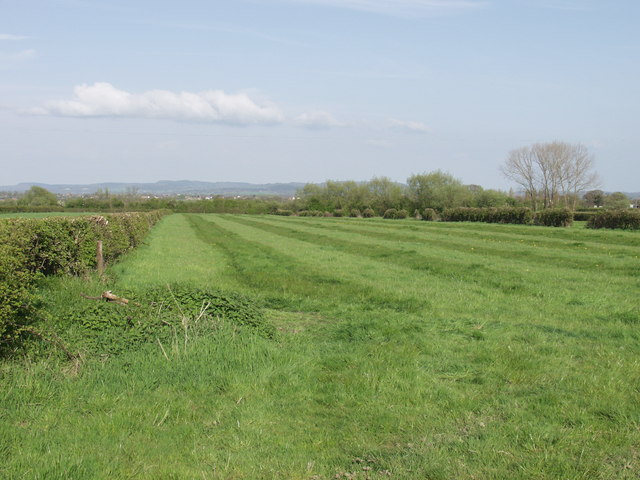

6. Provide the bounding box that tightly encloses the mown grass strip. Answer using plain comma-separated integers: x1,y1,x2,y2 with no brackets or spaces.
223,215,640,335
263,216,640,278
311,215,640,250
112,214,236,289
186,214,430,313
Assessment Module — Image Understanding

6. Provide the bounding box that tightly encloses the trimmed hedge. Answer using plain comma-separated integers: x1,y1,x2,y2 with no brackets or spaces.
441,207,533,225
573,210,599,221
0,211,168,349
534,208,574,227
586,209,640,230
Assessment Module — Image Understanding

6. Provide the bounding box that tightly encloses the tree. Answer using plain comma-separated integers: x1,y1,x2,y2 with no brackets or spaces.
366,177,405,215
17,186,58,207
471,187,513,208
501,141,599,210
583,189,605,208
406,170,471,212
604,192,631,210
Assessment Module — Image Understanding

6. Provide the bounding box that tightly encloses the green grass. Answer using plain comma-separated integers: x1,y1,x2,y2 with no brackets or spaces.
2,214,639,479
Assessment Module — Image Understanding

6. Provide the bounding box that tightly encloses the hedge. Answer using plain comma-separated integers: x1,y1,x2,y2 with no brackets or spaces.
573,210,599,221
441,207,533,225
534,208,574,227
0,211,168,350
586,209,640,230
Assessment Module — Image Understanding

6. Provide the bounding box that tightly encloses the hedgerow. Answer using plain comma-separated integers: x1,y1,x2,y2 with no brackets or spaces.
534,208,574,227
573,210,599,221
586,209,640,230
0,211,168,351
441,207,533,225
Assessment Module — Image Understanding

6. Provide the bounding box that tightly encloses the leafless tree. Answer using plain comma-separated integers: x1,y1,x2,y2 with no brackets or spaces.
501,141,600,210
500,146,539,210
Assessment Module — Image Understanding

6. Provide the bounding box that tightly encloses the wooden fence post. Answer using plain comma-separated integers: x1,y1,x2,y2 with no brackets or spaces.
96,240,104,275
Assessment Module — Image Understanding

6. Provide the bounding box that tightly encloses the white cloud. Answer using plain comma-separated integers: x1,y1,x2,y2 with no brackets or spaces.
389,118,431,134
0,49,36,61
294,110,344,129
272,0,486,16
32,82,284,125
0,34,30,41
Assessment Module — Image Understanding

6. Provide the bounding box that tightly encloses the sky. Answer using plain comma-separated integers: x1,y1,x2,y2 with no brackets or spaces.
1,0,639,191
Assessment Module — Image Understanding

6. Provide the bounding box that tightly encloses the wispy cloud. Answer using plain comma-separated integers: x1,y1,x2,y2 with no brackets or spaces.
30,82,285,126
0,34,31,41
389,118,431,134
129,19,309,47
525,0,595,11
0,49,36,61
294,110,344,129
268,0,487,16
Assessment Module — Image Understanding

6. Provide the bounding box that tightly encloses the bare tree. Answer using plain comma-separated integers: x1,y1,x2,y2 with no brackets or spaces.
500,146,539,210
501,141,600,210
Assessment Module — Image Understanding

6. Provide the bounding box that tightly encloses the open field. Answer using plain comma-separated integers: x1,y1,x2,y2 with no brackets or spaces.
2,214,639,479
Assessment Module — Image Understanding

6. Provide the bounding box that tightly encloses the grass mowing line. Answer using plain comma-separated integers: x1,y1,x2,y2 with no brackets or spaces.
195,218,640,479
269,216,640,275
226,215,638,318
186,214,430,313
205,216,601,331
111,214,237,290
227,215,640,337
227,215,552,299
302,215,640,250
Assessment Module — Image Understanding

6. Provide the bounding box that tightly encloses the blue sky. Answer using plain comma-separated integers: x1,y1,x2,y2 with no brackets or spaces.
1,0,638,190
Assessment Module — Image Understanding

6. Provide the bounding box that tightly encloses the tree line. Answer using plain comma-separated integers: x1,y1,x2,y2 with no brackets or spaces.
3,142,636,215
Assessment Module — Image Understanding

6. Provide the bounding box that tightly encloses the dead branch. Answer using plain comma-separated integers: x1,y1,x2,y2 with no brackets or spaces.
80,291,130,306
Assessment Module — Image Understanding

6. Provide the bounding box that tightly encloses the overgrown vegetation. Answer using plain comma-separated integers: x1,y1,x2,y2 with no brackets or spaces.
0,211,167,351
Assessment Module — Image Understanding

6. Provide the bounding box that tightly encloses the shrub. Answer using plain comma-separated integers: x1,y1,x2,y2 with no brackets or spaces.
534,208,573,227
273,209,293,216
422,208,437,221
586,209,640,230
362,208,375,218
383,208,398,219
323,211,333,217
350,209,361,218
0,211,168,352
333,209,344,217
396,209,408,219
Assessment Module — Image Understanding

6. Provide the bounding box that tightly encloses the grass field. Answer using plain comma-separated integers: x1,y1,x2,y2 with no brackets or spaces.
2,214,639,479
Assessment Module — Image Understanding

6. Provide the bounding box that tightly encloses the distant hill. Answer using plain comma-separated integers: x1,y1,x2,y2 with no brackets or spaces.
0,181,305,197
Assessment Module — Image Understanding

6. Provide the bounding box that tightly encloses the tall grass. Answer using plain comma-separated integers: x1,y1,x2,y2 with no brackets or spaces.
2,214,639,479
